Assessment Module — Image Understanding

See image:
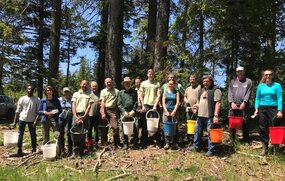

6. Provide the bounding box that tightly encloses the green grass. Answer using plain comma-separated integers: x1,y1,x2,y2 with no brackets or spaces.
1,123,285,180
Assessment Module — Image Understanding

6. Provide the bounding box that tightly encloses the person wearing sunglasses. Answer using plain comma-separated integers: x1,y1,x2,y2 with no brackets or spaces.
254,69,283,156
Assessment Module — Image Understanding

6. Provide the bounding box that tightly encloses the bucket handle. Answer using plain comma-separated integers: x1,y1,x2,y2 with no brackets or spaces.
210,123,222,129
43,139,58,146
228,108,245,118
146,109,160,120
120,116,134,123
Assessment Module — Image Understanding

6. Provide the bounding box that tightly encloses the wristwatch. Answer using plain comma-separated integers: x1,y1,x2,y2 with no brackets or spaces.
214,115,219,118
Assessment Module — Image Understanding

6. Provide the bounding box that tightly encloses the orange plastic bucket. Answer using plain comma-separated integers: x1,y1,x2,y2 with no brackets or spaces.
269,126,285,144
209,124,223,144
228,116,243,129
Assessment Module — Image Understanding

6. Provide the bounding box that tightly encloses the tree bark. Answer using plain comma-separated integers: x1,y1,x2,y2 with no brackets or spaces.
37,0,44,99
105,0,123,88
97,0,108,90
146,0,157,53
48,0,61,95
154,0,170,72
197,1,204,74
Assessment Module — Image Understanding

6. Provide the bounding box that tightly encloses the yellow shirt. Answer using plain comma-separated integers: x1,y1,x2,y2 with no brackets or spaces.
100,88,119,109
71,90,94,113
139,80,160,106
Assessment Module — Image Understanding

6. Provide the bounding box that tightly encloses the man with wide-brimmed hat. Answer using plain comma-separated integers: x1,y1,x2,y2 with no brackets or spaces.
118,77,139,149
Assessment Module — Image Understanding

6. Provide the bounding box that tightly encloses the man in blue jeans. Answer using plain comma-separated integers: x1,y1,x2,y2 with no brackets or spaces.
190,75,222,156
13,84,39,157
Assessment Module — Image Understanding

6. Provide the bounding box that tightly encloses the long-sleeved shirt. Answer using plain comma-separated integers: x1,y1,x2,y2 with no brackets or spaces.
228,77,252,105
117,88,138,113
255,82,283,110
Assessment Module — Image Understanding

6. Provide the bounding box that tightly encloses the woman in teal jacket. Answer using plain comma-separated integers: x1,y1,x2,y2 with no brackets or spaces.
254,70,283,156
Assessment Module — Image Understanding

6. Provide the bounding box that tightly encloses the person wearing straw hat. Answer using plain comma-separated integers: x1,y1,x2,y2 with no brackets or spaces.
254,69,283,156
71,80,94,157
58,87,73,156
100,77,120,148
228,66,252,145
189,75,222,157
118,77,139,150
12,84,39,157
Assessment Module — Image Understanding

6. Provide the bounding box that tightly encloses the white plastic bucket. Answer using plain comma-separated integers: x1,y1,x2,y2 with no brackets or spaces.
122,118,135,135
4,131,19,147
41,140,57,160
146,110,160,132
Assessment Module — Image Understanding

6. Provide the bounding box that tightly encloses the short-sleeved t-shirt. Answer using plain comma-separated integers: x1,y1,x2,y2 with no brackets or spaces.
89,92,100,117
71,90,94,113
16,95,39,122
100,88,119,109
140,80,160,106
198,89,222,118
184,85,201,106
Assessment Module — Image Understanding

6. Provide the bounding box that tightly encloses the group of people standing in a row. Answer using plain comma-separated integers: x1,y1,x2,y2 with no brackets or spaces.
12,67,283,158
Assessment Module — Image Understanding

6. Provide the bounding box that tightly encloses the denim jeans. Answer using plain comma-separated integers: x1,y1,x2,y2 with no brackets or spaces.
18,120,37,151
193,117,215,153
59,117,73,153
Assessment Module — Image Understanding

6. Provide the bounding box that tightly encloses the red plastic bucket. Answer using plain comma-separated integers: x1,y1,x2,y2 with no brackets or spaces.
269,126,285,144
228,116,243,130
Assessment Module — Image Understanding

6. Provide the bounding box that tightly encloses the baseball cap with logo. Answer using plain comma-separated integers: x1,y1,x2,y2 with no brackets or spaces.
236,67,244,71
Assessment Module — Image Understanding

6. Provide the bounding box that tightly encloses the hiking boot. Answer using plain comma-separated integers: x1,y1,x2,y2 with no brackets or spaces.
259,143,268,156
171,143,178,150
164,143,170,150
17,149,23,157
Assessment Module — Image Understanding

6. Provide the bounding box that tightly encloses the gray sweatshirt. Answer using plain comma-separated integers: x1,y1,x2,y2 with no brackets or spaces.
228,77,252,105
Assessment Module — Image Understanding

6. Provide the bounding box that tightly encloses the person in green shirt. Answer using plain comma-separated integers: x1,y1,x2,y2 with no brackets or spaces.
118,77,139,149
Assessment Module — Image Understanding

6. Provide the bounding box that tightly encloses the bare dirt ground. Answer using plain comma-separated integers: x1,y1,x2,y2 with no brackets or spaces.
1,122,285,180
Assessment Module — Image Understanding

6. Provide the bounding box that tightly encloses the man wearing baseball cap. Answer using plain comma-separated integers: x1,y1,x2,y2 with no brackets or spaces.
228,66,252,145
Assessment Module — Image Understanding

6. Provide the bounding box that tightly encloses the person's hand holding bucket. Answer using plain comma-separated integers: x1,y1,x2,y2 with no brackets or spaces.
75,116,83,125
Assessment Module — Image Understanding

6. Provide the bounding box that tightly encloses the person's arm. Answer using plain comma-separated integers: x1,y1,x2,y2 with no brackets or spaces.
213,101,221,123
83,101,93,120
162,93,168,116
171,92,180,117
153,88,161,111
276,83,283,118
117,91,127,116
228,80,238,109
254,85,261,116
213,89,222,123
139,90,145,111
130,91,138,116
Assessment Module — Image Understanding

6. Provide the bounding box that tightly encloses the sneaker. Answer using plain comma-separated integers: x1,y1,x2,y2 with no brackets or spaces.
164,143,170,150
205,151,214,157
123,144,128,150
187,146,198,152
